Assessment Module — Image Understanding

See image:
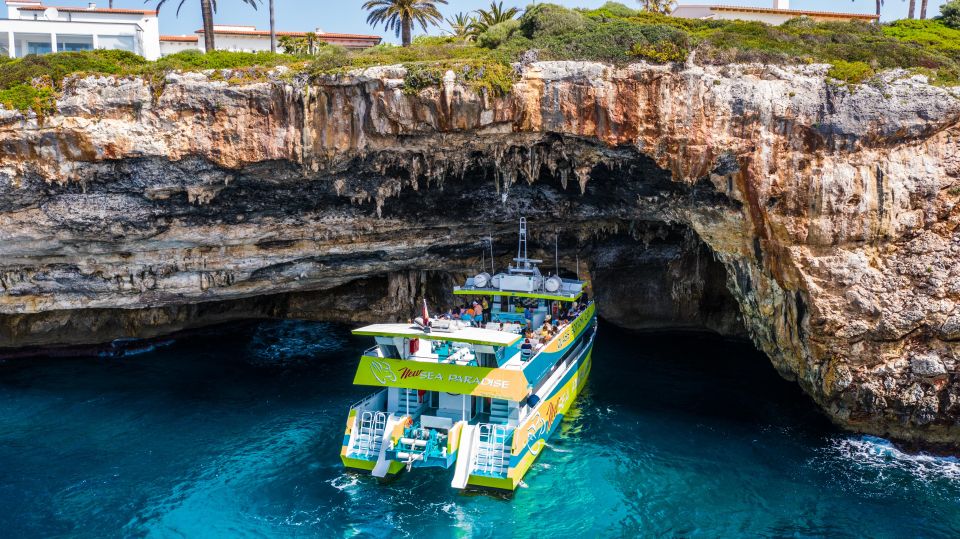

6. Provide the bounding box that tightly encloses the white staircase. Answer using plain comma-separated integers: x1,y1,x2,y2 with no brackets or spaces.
451,424,477,489
398,388,425,415
489,399,510,424
472,423,512,477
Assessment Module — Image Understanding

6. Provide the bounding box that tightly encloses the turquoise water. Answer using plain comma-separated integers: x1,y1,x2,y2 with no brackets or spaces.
1,320,958,538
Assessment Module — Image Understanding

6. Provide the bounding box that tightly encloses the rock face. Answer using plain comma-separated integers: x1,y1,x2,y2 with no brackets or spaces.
1,61,960,449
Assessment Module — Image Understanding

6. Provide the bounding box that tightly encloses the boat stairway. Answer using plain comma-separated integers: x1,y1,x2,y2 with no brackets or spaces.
489,399,510,425
472,423,513,477
352,410,387,458
398,388,426,416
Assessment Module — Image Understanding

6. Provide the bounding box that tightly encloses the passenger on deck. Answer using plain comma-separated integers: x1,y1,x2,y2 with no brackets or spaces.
473,301,484,324
481,298,489,322
520,338,533,360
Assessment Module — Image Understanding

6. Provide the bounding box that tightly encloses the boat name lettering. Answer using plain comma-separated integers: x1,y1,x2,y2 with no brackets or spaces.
388,364,511,388
398,367,423,380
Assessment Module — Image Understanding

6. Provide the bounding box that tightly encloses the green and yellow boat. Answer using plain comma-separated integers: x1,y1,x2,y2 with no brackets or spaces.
340,219,597,491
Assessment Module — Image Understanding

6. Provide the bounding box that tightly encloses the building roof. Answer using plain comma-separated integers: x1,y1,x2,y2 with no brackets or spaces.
17,4,158,15
193,27,382,41
707,4,878,20
160,35,199,43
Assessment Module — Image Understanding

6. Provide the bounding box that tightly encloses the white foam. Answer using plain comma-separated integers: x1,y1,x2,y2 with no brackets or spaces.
825,435,960,485
328,474,359,492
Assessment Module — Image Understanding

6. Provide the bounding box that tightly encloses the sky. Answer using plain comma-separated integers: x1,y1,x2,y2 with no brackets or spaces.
11,0,954,40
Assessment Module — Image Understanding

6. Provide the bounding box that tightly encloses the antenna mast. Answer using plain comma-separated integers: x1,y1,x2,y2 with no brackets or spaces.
517,217,528,269
555,229,559,277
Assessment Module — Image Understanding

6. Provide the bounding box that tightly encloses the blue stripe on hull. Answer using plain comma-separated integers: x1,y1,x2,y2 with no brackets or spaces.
508,325,596,470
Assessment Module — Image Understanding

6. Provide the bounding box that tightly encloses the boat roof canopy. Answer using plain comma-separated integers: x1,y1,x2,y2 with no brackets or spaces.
352,323,522,347
454,277,587,303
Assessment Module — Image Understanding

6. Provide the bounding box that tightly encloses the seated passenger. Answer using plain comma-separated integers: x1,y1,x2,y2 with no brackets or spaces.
520,338,533,360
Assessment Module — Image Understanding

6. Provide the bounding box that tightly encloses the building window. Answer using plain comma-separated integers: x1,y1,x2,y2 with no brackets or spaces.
27,41,52,55
98,35,135,52
58,35,94,52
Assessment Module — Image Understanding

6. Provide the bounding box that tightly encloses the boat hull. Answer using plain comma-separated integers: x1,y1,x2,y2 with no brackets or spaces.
467,331,595,491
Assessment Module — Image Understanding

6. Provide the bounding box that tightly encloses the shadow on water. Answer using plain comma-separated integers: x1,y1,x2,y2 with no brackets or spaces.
0,319,957,538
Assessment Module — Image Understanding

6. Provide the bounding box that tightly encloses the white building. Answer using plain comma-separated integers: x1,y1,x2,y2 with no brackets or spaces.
672,0,879,25
1,0,160,60
159,24,382,56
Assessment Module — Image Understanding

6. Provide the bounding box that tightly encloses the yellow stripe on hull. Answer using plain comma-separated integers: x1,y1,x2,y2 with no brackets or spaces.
340,454,405,475
467,350,593,491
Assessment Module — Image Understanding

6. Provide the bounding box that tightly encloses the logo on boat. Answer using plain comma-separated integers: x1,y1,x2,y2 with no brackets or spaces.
370,360,398,384
523,390,569,455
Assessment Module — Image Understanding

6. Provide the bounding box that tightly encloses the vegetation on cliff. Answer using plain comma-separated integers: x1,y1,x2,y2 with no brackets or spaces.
2,2,960,114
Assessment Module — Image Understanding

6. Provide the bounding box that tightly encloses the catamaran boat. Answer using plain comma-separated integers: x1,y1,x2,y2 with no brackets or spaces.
340,218,597,491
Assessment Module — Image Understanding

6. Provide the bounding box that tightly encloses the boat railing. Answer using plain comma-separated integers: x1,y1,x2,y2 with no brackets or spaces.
349,389,386,412
474,423,512,476
354,410,388,458
363,345,381,358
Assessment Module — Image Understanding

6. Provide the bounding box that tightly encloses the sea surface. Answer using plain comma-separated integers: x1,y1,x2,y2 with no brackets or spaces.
0,320,958,538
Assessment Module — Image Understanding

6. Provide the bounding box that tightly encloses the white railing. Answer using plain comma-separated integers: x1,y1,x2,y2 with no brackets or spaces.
473,423,511,476
349,388,386,412
354,410,387,458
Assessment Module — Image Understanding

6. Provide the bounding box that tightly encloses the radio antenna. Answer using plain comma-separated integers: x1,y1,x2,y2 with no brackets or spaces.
555,229,559,277
483,236,494,275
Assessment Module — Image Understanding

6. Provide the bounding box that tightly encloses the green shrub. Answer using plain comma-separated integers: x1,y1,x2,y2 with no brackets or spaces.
585,2,639,20
152,50,299,71
827,60,875,84
403,63,444,93
0,83,55,116
401,60,516,96
0,50,146,91
412,35,459,46
883,19,960,57
941,0,960,29
478,19,521,49
631,40,688,63
519,3,589,39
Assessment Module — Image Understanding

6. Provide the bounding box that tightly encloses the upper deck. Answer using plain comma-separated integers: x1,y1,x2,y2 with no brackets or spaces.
352,323,521,348
350,303,596,402
454,276,586,303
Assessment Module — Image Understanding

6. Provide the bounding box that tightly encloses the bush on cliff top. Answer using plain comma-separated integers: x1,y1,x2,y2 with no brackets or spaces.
941,0,960,29
2,3,960,113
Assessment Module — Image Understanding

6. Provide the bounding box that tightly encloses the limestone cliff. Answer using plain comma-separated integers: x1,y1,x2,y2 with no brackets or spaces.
1,61,959,449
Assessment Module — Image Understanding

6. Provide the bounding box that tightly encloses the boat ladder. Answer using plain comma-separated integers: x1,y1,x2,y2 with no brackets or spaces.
354,410,387,458
473,423,511,476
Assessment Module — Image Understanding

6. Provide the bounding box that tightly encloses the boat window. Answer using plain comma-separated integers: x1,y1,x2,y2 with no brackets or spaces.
476,352,498,368
380,343,400,359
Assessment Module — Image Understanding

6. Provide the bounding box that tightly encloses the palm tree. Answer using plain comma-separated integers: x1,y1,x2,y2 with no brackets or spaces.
469,1,520,36
445,12,476,41
920,0,928,18
150,0,261,52
907,0,916,18
362,0,448,47
269,0,276,53
637,0,676,15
